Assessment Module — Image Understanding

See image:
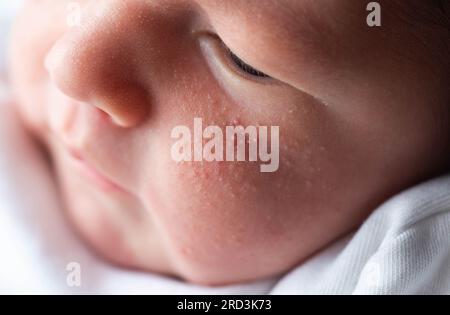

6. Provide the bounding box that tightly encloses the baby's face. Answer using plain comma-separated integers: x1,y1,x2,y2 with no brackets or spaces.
10,0,449,284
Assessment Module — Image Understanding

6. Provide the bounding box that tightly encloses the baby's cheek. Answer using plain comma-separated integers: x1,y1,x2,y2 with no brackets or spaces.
143,138,305,283
136,101,338,283
166,163,268,250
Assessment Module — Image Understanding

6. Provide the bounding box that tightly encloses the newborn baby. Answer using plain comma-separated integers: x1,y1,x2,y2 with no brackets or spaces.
7,0,450,286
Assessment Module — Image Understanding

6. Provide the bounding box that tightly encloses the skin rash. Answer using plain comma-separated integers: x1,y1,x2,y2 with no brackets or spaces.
8,0,450,285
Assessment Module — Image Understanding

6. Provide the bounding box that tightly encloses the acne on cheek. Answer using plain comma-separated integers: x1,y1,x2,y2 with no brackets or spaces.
164,109,304,190
161,187,298,283
166,143,299,221
150,164,249,249
170,160,255,200
160,157,269,232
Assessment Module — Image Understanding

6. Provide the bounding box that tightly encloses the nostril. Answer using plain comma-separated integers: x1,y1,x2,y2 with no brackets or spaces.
89,84,151,128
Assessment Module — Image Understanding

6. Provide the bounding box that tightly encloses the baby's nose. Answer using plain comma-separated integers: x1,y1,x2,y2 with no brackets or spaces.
45,1,154,127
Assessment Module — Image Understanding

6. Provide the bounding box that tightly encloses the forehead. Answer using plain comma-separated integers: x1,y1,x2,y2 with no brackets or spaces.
197,0,321,40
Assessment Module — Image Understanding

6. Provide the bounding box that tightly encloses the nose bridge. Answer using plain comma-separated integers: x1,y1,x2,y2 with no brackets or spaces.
45,0,158,127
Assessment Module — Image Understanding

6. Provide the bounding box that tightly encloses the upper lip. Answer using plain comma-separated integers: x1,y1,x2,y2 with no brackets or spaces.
67,147,131,194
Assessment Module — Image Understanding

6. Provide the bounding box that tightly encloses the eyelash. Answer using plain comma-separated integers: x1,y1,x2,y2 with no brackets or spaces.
225,46,270,79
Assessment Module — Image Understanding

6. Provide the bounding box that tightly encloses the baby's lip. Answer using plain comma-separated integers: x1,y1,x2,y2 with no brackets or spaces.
67,147,131,194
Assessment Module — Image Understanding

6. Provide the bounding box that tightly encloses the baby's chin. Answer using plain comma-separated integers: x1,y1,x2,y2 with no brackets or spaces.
11,114,326,285
54,177,267,284
34,124,338,285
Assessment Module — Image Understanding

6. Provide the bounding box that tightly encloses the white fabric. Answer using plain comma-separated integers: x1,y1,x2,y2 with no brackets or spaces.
272,176,450,294
1,99,449,295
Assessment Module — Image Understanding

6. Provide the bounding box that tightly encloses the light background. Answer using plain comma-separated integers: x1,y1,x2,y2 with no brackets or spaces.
0,0,24,75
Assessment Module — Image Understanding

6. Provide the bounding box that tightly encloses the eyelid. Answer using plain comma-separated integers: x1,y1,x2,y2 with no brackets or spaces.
198,33,278,85
224,45,270,78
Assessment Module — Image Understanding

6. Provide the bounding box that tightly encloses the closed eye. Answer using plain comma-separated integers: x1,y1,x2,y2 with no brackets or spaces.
198,33,276,85
225,46,270,79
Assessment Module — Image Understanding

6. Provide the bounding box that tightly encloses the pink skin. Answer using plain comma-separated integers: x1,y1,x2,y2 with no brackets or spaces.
8,0,450,285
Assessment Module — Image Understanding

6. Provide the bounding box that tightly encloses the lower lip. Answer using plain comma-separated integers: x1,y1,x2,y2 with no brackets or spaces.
68,149,129,194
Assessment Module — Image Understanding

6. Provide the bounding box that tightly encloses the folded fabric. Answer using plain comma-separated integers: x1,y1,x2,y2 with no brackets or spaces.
272,173,450,294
